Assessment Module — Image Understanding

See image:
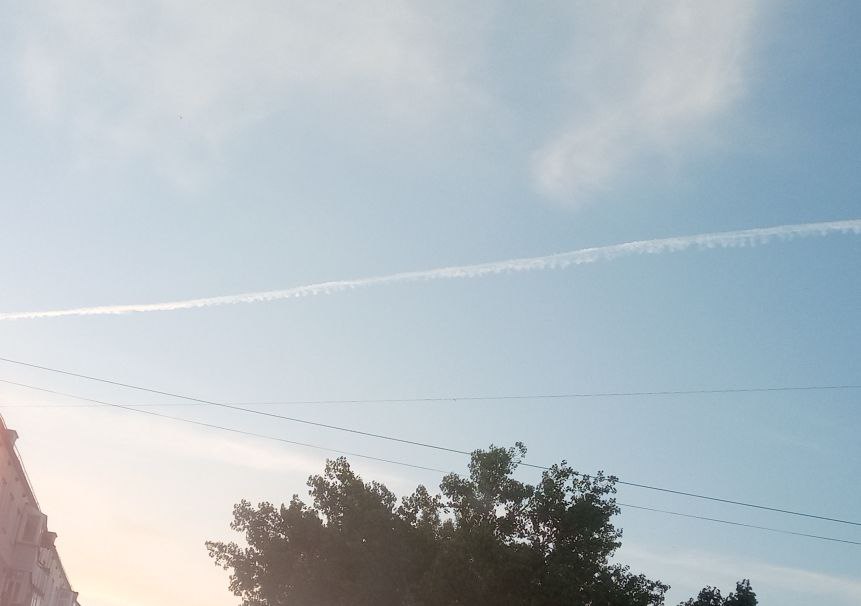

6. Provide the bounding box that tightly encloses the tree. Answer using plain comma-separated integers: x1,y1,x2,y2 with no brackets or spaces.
681,587,724,606
207,443,751,606
680,580,757,606
725,580,757,606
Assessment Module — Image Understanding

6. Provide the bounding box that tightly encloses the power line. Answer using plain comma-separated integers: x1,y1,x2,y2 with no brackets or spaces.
0,379,446,474
1,380,858,549
0,357,858,407
0,378,472,457
3,366,860,529
2,380,861,409
241,384,861,403
22,368,843,528
1,356,859,528
618,503,861,547
18,381,857,530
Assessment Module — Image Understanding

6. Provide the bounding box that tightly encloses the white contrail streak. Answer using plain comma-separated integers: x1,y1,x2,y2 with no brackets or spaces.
3,219,859,321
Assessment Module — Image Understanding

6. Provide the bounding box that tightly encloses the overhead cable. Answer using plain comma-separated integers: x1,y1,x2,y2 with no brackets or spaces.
618,503,861,546
1,377,858,548
1,357,859,528
0,357,858,408
0,379,445,473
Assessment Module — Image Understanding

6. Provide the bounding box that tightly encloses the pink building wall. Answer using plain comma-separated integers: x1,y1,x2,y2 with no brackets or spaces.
0,416,80,606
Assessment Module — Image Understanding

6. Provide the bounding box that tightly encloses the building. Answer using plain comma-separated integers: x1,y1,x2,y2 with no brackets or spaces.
0,415,81,606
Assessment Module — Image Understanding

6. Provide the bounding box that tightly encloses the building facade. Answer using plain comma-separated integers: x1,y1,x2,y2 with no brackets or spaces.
0,415,80,606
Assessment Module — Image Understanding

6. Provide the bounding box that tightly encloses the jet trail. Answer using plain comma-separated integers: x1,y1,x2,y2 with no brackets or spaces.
2,219,859,321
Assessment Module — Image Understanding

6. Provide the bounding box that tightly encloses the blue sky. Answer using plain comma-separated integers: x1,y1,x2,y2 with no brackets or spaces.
1,2,859,605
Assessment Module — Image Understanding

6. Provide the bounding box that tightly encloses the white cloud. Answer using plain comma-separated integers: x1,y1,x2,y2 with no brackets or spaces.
8,2,760,200
9,0,485,186
3,218,858,320
533,1,757,205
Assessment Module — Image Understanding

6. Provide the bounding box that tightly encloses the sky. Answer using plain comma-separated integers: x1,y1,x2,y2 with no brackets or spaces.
0,1,859,605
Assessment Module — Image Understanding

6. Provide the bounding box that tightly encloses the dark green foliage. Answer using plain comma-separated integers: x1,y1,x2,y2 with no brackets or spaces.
681,586,724,606
725,580,757,606
680,580,757,606
207,443,752,606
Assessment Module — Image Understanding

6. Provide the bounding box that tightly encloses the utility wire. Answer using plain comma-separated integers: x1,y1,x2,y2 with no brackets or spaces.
1,379,858,549
2,379,860,408
0,379,446,474
1,356,860,528
0,357,858,407
618,503,861,547
0,379,472,457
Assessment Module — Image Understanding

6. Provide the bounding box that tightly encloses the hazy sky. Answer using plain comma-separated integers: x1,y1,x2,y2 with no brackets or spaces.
1,2,859,605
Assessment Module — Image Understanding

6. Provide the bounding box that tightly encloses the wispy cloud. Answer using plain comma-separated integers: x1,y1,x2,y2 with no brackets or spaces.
9,2,760,200
9,0,485,186
533,2,758,204
2,219,858,321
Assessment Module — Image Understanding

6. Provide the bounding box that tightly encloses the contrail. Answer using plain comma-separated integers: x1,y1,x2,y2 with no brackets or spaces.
2,219,859,321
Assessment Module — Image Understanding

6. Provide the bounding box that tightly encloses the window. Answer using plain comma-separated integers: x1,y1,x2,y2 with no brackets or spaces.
20,513,41,543
0,478,9,532
2,578,21,604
